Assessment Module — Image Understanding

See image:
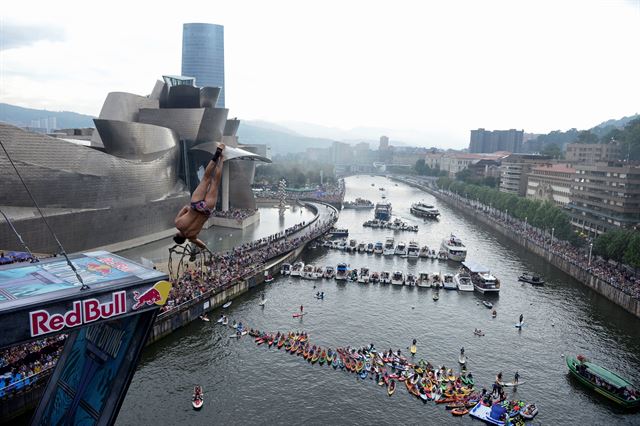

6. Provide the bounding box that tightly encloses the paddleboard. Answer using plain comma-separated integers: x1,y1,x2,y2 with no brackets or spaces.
502,381,525,387
314,296,324,299
259,299,268,306
222,301,232,308
292,313,306,318
459,355,466,364
515,322,525,328
216,317,224,323
200,316,210,322
410,345,417,355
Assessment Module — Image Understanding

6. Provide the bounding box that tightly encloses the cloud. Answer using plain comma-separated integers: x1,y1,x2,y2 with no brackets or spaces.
0,21,65,51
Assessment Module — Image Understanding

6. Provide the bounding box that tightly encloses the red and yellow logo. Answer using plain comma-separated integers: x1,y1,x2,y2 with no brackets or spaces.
132,280,172,310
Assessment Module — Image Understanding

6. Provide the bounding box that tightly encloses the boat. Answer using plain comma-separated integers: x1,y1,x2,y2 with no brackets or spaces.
419,245,430,258
380,271,391,284
323,265,335,279
469,402,511,425
335,263,348,281
394,242,407,256
566,355,640,408
442,273,456,290
302,264,317,280
417,272,431,288
405,273,417,286
462,261,500,294
281,263,292,275
410,202,441,219
347,239,357,253
222,301,232,308
482,301,493,309
431,272,442,289
264,275,274,283
454,272,474,292
451,408,468,416
440,234,467,262
366,242,374,253
314,266,323,278
328,228,349,238
383,237,395,256
192,387,204,410
357,267,370,284
343,198,374,209
291,261,304,277
406,241,420,258
520,403,538,419
391,271,404,286
387,380,396,396
373,241,384,255
518,272,545,285
374,202,392,221
370,271,380,283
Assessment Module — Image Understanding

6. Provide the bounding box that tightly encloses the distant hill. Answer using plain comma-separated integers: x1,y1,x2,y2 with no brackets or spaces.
591,114,639,138
238,121,335,155
0,103,95,129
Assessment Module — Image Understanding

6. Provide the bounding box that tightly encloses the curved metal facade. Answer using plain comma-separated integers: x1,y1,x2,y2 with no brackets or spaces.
94,119,179,159
182,23,225,108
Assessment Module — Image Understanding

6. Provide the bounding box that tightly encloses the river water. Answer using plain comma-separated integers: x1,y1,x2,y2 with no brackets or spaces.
117,175,640,425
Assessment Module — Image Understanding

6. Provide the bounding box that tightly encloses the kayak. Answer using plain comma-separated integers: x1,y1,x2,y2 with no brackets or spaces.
359,369,368,379
332,356,339,369
451,408,468,416
222,301,232,308
388,380,396,396
311,352,319,364
277,338,285,349
292,313,306,318
216,317,224,323
410,345,417,355
319,351,326,365
482,301,493,309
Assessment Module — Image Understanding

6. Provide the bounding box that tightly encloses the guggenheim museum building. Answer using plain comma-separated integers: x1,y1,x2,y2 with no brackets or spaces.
0,76,270,253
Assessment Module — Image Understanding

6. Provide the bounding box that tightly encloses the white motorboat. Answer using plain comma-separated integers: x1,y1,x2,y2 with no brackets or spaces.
357,267,370,283
431,272,442,289
337,240,348,251
347,239,358,253
419,246,430,258
383,237,395,256
302,264,317,280
314,266,324,279
335,263,348,281
291,261,304,277
462,261,500,293
281,263,292,275
394,242,407,256
454,272,474,291
391,271,404,286
366,242,375,253
370,271,380,283
442,273,456,290
417,272,431,288
323,265,335,279
380,271,391,284
357,242,367,253
374,241,384,255
406,241,420,258
440,234,467,262
410,202,440,219
405,273,417,286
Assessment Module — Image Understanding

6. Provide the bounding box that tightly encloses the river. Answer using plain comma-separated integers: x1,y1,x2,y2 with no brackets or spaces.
117,175,640,425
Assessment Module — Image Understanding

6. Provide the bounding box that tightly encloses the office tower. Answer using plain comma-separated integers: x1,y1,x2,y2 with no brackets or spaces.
182,23,225,108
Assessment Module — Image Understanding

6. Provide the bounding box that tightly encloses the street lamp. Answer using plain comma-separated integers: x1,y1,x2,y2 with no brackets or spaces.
551,227,554,244
524,216,528,229
588,243,593,267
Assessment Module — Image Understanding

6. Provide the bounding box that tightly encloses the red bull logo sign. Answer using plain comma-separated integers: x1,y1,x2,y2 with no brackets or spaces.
28,281,172,337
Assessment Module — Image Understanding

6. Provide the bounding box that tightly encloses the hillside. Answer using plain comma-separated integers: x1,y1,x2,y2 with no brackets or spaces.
237,121,335,155
0,103,95,129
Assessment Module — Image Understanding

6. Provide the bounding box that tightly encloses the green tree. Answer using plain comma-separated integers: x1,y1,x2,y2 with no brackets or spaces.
576,130,599,144
542,143,562,158
623,233,640,268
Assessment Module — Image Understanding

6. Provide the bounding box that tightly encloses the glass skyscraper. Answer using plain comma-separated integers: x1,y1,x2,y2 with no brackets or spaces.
181,23,225,108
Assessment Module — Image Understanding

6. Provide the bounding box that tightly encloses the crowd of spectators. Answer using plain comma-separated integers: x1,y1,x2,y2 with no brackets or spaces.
254,180,345,204
439,189,640,300
0,334,65,396
163,208,338,313
210,208,258,221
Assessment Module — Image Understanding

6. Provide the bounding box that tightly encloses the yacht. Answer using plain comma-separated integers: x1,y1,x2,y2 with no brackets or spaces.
366,242,374,253
343,198,374,209
314,266,324,279
323,265,335,279
442,273,456,290
417,272,431,288
374,202,392,221
383,237,395,256
431,272,442,289
335,263,348,281
405,273,417,286
357,267,370,283
440,234,467,262
302,264,317,280
357,242,367,253
391,271,404,286
394,241,408,256
291,262,304,277
419,246,430,258
337,240,348,251
370,271,380,283
410,202,440,219
347,239,357,253
328,228,349,238
348,269,359,282
406,241,420,258
380,271,391,284
454,272,474,292
281,263,292,275
462,261,500,293
373,241,384,255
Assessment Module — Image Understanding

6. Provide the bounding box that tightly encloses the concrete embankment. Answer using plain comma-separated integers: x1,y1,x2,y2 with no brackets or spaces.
391,176,640,318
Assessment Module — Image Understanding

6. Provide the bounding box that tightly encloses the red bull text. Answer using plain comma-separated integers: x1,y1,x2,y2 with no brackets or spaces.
29,291,127,337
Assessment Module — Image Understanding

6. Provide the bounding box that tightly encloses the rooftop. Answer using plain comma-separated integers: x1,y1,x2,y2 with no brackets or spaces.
531,164,576,173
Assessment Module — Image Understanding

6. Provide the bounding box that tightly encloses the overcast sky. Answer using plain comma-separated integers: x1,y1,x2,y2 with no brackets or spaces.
1,0,639,147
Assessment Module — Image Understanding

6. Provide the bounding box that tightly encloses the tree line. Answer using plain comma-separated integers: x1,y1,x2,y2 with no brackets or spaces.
593,229,640,269
254,160,336,188
437,177,578,244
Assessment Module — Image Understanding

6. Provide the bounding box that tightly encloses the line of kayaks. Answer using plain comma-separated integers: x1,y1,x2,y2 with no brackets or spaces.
244,330,540,418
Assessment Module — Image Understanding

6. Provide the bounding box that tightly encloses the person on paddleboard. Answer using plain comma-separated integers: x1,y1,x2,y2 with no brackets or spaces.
514,371,519,384
519,313,524,324
460,347,465,356
300,305,304,313
173,144,225,251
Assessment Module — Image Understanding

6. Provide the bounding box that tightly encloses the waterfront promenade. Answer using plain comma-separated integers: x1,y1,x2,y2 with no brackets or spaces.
391,175,640,317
